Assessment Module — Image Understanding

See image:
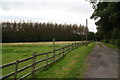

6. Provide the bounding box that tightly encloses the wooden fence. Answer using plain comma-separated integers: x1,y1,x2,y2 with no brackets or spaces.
0,41,91,80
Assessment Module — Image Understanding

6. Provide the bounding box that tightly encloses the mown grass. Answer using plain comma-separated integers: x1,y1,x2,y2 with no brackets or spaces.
2,43,71,64
2,43,72,78
32,42,96,78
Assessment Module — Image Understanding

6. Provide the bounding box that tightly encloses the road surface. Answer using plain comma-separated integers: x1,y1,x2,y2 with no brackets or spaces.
84,42,119,78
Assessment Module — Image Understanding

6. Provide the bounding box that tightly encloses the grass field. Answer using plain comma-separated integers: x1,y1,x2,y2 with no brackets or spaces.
2,41,78,64
2,41,78,78
2,41,95,79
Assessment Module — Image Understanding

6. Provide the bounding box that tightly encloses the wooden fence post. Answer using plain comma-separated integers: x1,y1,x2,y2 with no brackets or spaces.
31,52,36,77
76,43,77,48
52,50,56,63
75,41,76,48
72,43,74,49
59,49,61,58
69,45,70,52
65,47,66,53
68,45,70,52
71,44,73,50
14,60,19,80
70,44,72,51
79,43,81,46
73,43,75,50
68,46,70,52
67,46,69,53
74,43,75,48
62,47,64,57
66,47,68,52
53,38,55,63
46,53,48,66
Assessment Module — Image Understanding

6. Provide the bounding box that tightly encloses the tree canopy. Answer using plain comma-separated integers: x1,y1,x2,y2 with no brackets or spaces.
91,2,120,46
2,21,89,43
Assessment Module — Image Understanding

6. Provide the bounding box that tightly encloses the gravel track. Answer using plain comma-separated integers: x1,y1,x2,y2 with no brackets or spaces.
84,42,119,78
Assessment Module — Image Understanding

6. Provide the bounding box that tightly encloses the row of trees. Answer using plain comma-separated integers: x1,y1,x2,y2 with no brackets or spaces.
91,2,120,46
2,21,90,43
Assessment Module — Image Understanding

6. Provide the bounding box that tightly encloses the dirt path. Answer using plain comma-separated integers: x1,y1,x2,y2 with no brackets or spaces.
84,42,119,78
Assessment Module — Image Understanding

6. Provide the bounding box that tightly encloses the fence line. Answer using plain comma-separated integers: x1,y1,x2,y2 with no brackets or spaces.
0,41,91,80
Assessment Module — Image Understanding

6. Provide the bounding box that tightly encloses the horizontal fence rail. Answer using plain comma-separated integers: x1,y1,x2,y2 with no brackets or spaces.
1,41,91,80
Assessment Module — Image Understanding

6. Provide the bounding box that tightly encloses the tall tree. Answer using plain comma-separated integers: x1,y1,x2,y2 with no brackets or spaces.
91,2,120,46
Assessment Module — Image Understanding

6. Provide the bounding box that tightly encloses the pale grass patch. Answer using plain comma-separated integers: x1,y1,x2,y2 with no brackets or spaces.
2,41,82,45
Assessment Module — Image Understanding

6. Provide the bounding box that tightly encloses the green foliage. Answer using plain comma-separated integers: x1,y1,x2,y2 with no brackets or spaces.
87,32,95,40
91,2,120,45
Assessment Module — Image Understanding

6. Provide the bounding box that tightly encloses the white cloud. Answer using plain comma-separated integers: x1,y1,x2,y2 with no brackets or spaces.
0,0,97,32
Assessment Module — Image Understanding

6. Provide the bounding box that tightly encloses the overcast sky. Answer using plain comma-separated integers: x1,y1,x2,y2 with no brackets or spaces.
0,0,97,32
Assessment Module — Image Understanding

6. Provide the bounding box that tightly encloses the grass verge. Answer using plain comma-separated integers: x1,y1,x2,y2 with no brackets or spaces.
103,42,120,54
98,43,103,48
32,42,96,78
103,43,118,49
